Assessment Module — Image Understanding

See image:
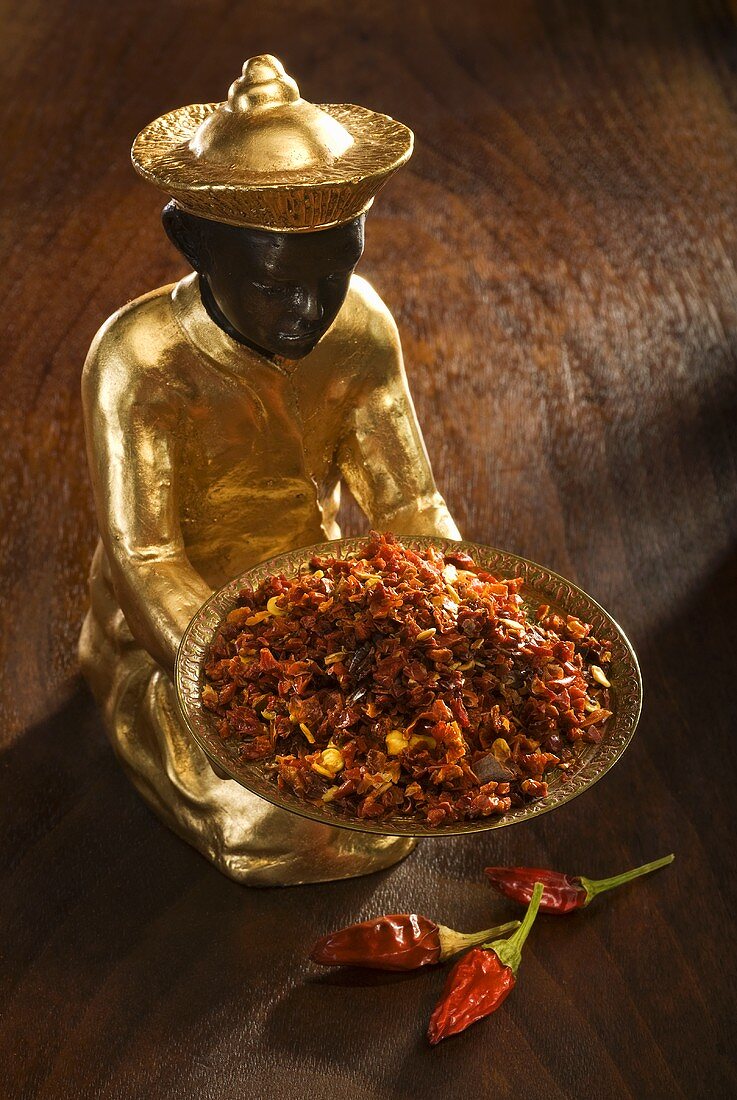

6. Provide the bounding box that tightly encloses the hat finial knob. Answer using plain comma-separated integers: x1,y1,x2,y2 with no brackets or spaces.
228,54,300,114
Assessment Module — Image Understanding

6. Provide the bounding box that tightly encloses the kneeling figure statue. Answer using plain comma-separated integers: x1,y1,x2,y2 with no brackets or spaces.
79,55,459,885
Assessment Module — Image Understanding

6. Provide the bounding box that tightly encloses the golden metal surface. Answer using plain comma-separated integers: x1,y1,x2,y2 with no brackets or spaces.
132,54,413,231
79,272,460,885
176,537,642,837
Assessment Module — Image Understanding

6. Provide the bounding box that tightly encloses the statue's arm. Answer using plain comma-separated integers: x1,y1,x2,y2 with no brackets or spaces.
337,298,461,540
82,333,212,676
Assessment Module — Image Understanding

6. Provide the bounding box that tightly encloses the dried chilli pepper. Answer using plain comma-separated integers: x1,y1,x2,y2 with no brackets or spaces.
310,913,521,971
484,853,674,913
427,881,544,1044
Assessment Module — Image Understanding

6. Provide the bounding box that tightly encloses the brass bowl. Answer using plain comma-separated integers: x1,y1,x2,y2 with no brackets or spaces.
175,537,642,837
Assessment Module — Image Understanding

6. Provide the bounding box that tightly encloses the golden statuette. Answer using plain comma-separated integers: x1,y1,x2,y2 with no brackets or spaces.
79,54,460,886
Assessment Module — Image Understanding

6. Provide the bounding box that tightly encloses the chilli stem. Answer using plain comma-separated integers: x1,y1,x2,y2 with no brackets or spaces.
489,881,544,975
580,853,675,905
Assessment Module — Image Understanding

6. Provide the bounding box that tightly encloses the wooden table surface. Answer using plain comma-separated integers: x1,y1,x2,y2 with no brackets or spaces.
3,1,736,1096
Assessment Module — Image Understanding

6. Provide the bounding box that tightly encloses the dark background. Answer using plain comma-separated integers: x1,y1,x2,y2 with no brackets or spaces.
2,1,736,1097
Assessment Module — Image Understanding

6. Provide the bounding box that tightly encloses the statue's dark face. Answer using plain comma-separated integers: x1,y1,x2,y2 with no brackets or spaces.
163,202,364,359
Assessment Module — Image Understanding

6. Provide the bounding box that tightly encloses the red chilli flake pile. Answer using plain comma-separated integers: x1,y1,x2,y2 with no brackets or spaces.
201,533,613,825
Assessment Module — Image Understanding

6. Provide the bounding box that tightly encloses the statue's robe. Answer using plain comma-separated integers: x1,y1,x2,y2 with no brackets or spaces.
79,272,459,885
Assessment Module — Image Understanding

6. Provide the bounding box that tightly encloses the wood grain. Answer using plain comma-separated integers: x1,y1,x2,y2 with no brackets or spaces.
2,1,736,1096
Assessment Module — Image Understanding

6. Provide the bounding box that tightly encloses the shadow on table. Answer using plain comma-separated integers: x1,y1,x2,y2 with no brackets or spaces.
0,680,403,971
1,682,420,1096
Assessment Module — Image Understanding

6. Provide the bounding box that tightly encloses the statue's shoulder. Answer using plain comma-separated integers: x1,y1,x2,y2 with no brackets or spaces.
340,274,400,350
82,284,180,394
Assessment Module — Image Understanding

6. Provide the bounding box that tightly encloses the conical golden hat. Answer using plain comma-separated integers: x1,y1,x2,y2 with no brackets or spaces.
132,55,413,232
